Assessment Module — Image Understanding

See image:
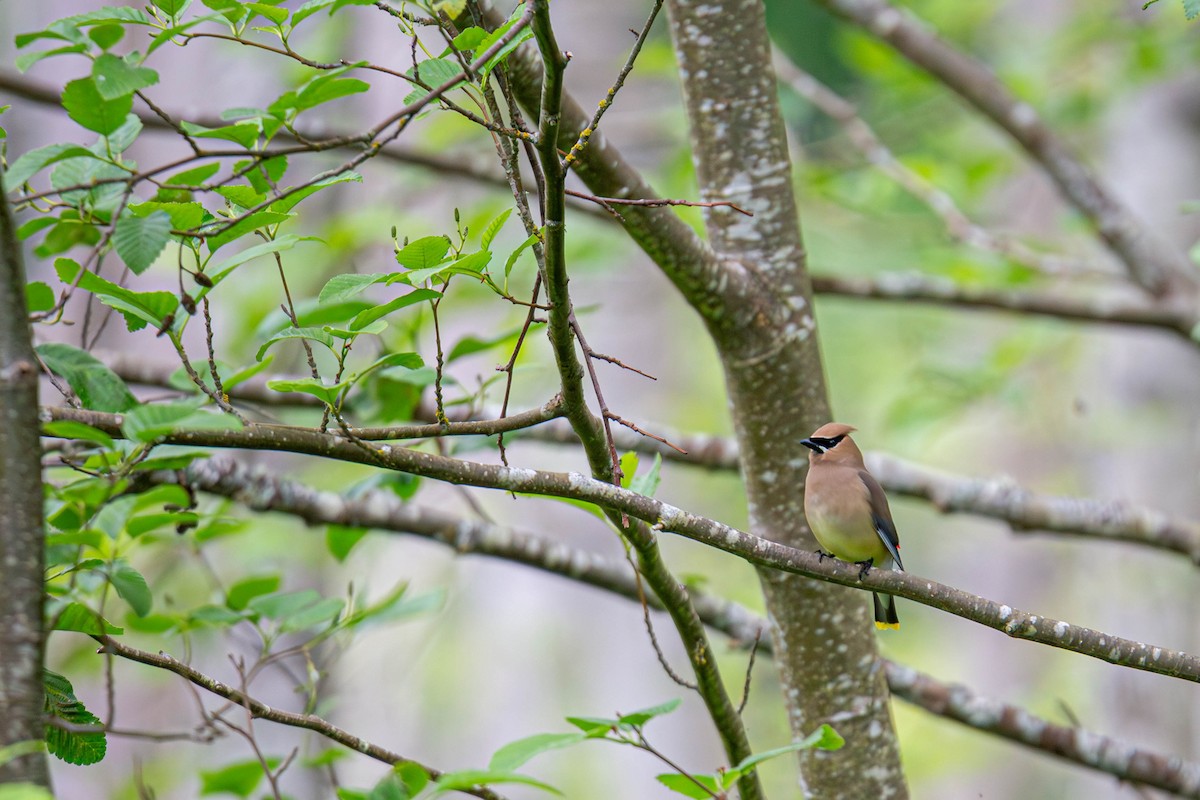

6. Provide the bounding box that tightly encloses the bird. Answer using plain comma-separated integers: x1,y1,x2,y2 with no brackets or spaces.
801,422,903,630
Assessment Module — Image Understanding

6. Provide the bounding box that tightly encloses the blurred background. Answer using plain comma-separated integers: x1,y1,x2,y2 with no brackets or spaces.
5,0,1200,797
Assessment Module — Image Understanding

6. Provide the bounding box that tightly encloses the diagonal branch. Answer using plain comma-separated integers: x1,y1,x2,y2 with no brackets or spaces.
93,636,508,800
40,407,1200,684
153,458,1200,799
808,0,1198,298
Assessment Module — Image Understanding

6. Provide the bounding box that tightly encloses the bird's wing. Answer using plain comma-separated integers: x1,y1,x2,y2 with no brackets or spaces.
859,470,903,571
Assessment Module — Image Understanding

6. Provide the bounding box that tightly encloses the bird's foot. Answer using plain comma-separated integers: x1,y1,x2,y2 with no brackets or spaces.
815,549,834,563
854,559,873,580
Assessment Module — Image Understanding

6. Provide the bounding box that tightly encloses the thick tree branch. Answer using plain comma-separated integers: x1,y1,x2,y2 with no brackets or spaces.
41,408,1200,684
809,0,1198,298
93,636,507,800
0,157,50,787
154,458,1200,799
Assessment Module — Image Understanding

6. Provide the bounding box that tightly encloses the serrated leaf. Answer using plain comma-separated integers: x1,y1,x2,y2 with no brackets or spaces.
404,250,491,285
481,207,512,250
52,602,123,635
319,273,390,304
179,120,260,149
266,377,345,405
655,773,721,799
43,670,106,766
246,2,289,24
91,53,158,99
153,0,191,15
16,44,90,73
114,210,172,274
129,200,204,231
36,342,137,412
88,23,125,50
62,77,132,135
294,76,369,112
403,58,465,104
256,326,338,361
96,114,142,155
395,235,452,270
434,770,561,795
488,733,588,772
109,560,152,616
54,257,178,332
618,698,681,726
166,162,220,187
4,143,98,191
270,170,361,213
1187,0,1200,19
477,7,536,82
205,210,292,252
122,402,243,443
349,289,439,330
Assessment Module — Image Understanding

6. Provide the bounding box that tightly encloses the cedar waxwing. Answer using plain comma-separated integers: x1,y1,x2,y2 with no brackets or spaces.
801,423,903,630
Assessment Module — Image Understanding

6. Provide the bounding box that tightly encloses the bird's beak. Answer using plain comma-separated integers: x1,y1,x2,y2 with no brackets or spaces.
800,438,821,453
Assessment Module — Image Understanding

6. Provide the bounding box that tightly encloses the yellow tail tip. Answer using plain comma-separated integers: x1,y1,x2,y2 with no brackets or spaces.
875,621,900,631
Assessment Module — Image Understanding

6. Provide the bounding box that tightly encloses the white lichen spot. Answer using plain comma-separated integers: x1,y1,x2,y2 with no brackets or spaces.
1152,647,1162,661
759,470,777,485
998,605,1012,620
1010,102,1038,130
657,503,683,527
1053,620,1069,639
870,7,902,35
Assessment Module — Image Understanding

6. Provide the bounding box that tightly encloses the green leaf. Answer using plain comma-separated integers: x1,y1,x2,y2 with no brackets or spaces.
226,575,281,611
349,289,439,330
91,53,159,99
122,402,243,443
25,281,55,313
215,185,265,210
89,23,125,49
96,114,143,155
395,235,452,270
294,76,370,112
62,77,132,135
17,217,58,241
431,0,467,16
434,770,561,796
477,8,536,82
246,2,289,24
248,589,344,632
449,26,488,54
109,560,153,616
256,326,338,361
403,58,464,104
42,420,115,449
481,207,512,250
265,377,345,406
562,716,614,736
207,234,303,284
43,670,106,766
725,727,843,783
1187,0,1200,19
16,45,89,74
319,272,389,304
0,784,54,800
36,342,137,412
655,773,721,799
628,453,662,497
166,162,221,187
179,120,260,149
404,250,492,285
205,210,292,252
505,230,541,279
488,733,588,772
361,351,424,376
326,525,368,562
4,143,98,191
129,201,204,231
269,170,361,213
54,257,178,332
618,698,681,726
62,6,154,27
114,210,172,274
52,602,123,635
153,0,191,15
446,328,518,362
200,758,279,797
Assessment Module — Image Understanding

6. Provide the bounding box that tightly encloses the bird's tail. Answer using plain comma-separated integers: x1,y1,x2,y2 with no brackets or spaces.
873,592,899,630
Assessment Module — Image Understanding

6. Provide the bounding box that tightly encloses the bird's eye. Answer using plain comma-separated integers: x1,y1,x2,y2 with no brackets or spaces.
828,435,844,447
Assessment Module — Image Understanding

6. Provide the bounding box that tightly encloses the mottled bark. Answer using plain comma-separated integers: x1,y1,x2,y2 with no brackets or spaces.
0,163,50,786
666,0,907,797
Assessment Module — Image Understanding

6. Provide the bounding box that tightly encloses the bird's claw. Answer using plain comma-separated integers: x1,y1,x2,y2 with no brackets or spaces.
855,559,873,580
815,549,833,563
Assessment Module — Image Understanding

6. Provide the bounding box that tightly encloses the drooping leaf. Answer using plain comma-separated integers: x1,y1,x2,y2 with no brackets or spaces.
433,770,561,796
61,77,133,135
265,377,346,406
51,602,123,635
54,257,177,332
481,207,512,250
255,326,338,361
25,281,55,313
179,119,260,149
108,559,153,616
43,669,106,766
91,53,159,99
36,342,137,412
488,733,589,772
113,210,172,274
3,143,98,191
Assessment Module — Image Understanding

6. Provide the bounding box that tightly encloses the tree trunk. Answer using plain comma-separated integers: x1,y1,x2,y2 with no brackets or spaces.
0,159,51,788
666,0,907,796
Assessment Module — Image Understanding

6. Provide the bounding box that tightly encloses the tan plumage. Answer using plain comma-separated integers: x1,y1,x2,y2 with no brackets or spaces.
801,423,903,630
